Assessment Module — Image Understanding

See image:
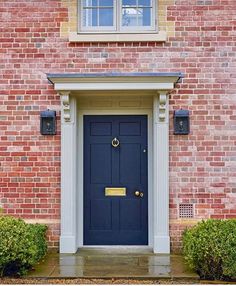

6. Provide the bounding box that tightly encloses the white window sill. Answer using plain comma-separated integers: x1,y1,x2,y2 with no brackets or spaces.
69,31,167,42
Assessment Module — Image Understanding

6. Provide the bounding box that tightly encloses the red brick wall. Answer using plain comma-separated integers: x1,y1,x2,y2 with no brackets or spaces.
0,0,235,250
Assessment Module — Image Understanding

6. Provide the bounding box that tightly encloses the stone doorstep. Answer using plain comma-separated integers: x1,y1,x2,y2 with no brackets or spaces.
26,253,199,280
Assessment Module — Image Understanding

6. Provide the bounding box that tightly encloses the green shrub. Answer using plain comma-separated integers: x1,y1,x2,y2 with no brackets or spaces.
183,219,236,280
0,216,47,277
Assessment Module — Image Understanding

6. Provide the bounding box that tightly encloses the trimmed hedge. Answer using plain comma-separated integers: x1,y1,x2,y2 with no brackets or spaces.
183,219,236,280
0,216,47,277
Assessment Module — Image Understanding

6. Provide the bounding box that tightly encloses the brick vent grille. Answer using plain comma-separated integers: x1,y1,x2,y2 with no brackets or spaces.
179,204,194,218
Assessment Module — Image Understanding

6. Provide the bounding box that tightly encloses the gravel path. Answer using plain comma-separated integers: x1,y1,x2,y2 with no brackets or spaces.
2,278,236,284
0,278,200,284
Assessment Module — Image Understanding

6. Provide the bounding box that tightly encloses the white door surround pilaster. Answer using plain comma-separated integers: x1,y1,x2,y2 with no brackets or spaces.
47,73,182,254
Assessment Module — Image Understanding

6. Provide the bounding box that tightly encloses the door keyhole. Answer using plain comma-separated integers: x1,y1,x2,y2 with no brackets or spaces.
112,137,120,148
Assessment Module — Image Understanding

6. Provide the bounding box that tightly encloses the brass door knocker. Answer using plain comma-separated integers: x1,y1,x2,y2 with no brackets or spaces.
111,137,120,148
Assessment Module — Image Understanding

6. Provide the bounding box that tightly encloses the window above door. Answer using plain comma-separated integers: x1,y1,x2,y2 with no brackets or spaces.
80,0,156,33
61,0,173,42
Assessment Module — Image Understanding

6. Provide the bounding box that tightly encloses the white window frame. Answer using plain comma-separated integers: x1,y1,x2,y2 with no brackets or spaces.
78,0,157,33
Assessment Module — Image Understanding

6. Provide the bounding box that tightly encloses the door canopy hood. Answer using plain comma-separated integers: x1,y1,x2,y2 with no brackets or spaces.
47,72,183,91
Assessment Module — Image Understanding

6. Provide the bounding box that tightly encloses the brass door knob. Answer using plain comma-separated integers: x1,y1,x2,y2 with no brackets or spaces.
134,191,144,197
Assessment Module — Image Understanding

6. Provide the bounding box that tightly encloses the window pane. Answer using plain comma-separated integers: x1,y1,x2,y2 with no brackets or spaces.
99,0,113,6
92,9,98,25
99,8,113,26
122,8,138,26
138,0,151,6
137,8,151,26
83,8,113,27
122,7,151,26
83,8,98,26
122,0,136,7
83,0,98,7
83,0,113,7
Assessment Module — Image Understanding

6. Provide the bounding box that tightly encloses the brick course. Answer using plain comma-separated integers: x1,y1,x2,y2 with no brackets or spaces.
0,0,236,251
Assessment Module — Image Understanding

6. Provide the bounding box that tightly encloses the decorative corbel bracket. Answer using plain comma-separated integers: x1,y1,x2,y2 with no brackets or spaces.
158,91,168,122
59,91,71,122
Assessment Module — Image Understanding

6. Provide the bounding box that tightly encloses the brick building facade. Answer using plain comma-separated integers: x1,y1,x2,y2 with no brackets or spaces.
0,0,235,252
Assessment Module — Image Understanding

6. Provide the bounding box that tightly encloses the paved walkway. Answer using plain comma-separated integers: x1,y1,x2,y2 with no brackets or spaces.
26,248,198,280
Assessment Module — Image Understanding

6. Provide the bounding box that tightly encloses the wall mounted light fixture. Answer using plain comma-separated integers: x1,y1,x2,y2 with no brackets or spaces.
174,109,190,135
40,110,56,135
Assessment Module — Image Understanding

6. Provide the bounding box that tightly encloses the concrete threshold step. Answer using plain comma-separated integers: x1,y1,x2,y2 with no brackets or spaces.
26,252,199,280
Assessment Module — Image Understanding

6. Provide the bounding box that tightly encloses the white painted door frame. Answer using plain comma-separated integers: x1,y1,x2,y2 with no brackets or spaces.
47,73,181,254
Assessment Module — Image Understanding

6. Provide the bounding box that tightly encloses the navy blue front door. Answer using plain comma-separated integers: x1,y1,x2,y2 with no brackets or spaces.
84,115,148,245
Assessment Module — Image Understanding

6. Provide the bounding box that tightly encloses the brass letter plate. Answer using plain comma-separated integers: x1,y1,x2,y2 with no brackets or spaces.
105,187,126,196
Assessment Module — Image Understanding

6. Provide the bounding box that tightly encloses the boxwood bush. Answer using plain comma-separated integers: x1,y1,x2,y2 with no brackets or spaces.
0,216,47,277
183,219,236,280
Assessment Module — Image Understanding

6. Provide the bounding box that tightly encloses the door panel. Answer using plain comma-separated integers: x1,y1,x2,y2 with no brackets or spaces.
120,143,141,184
90,199,112,230
90,122,112,136
119,122,141,136
90,144,112,184
84,115,148,245
119,200,141,231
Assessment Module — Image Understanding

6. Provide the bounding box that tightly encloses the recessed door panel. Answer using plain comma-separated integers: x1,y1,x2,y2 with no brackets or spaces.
90,122,112,136
120,143,141,184
119,199,141,231
90,199,112,230
119,122,141,136
90,144,112,184
84,115,148,245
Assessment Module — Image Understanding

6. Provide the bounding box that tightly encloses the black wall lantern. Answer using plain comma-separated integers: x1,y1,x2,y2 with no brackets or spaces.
40,110,56,135
174,109,190,135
